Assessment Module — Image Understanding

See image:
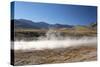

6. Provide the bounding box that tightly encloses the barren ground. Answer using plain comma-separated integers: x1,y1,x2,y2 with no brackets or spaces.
13,44,97,66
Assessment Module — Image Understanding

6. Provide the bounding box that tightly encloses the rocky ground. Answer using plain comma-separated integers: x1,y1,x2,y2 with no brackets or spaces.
13,44,97,66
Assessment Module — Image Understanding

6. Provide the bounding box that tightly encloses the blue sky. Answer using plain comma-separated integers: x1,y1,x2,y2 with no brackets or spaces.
11,1,97,25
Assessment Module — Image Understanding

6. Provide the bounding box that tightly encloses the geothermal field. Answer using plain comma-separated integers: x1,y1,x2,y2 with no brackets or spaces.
11,29,97,65
11,1,97,66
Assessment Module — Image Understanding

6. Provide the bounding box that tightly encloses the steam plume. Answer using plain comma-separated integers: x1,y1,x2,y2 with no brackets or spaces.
13,29,97,50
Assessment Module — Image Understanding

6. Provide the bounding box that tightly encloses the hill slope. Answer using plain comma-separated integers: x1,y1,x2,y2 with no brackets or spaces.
12,19,74,29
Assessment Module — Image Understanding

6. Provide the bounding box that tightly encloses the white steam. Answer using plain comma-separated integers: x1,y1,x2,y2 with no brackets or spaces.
13,29,97,50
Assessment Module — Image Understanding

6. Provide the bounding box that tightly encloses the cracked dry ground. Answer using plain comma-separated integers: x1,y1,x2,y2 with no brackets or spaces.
14,44,97,66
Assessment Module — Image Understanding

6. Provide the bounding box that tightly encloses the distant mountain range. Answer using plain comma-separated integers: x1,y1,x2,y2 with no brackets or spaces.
11,19,74,29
